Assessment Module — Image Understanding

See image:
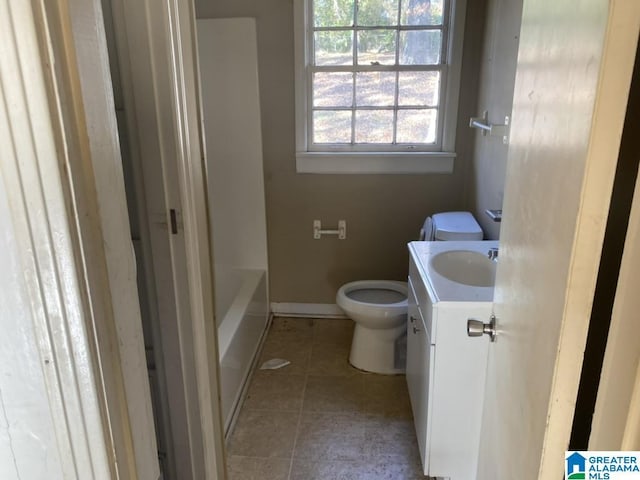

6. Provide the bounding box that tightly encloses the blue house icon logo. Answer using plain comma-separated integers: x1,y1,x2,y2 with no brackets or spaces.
566,452,586,479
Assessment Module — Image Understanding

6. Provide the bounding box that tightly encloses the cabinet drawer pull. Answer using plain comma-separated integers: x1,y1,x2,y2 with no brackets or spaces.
412,326,421,334
410,315,416,324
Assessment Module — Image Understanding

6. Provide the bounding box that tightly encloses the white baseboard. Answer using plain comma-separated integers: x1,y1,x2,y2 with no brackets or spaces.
270,302,347,318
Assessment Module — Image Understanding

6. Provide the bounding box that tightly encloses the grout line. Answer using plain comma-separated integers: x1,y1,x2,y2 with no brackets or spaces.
286,334,313,480
226,454,294,461
238,407,304,414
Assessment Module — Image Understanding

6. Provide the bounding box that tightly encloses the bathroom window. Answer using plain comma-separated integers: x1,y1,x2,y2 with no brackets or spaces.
294,0,467,173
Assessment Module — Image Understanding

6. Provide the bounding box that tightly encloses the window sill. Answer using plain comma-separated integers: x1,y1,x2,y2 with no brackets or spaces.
295,151,456,174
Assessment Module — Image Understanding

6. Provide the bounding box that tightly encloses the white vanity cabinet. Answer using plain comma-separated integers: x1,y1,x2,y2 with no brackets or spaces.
407,241,496,479
406,274,433,465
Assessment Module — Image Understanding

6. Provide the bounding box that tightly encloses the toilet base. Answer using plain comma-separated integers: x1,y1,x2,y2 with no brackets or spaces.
349,321,407,375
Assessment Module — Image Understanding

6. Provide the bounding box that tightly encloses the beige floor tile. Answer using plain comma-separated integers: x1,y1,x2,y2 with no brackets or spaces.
290,457,424,480
244,371,306,412
268,317,314,343
308,342,363,377
226,317,423,479
293,412,366,461
363,416,421,462
313,319,354,347
303,375,364,413
228,410,299,458
362,374,413,418
352,457,425,480
259,338,312,376
289,459,360,480
226,456,290,480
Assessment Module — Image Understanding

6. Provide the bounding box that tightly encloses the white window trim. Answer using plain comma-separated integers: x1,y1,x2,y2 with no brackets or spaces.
294,0,467,174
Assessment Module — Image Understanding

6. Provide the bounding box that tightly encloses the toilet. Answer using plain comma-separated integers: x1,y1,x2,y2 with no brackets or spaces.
336,211,483,374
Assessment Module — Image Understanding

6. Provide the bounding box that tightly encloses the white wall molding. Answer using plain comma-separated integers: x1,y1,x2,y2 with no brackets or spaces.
0,1,138,477
64,0,161,477
271,303,347,318
108,0,228,478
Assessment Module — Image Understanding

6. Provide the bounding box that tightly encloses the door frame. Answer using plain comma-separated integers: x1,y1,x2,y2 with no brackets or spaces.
590,156,640,450
158,2,228,475
102,0,227,477
1,0,159,478
1,0,226,478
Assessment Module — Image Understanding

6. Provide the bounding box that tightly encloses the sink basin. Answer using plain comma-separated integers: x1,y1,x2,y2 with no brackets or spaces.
429,250,496,287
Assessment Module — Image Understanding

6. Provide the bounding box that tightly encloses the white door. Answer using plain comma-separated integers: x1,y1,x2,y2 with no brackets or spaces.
475,2,640,479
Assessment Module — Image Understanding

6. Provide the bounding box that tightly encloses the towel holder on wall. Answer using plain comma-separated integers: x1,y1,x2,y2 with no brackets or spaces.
469,111,510,144
313,219,347,240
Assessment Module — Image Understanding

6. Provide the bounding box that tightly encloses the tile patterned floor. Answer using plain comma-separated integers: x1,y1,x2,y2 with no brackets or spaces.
226,317,425,480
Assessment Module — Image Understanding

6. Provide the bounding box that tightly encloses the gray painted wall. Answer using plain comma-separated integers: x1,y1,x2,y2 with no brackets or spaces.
195,0,487,303
465,0,523,239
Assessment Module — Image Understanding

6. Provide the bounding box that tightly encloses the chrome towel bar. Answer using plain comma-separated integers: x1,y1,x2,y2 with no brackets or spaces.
469,111,510,144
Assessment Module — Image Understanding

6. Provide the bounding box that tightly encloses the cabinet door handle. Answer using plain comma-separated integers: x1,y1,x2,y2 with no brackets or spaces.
412,326,421,334
409,316,416,324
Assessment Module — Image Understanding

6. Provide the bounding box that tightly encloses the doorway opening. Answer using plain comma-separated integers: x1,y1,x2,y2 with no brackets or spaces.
569,41,640,449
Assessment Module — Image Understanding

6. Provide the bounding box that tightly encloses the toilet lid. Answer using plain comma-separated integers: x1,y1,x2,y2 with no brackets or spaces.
432,211,483,240
346,288,406,304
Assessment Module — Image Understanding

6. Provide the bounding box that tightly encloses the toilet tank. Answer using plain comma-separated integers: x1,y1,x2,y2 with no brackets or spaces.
432,211,483,240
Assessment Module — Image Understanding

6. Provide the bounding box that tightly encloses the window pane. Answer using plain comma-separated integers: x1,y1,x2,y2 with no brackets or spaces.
357,0,399,26
313,110,352,143
396,109,437,143
399,30,441,64
315,31,353,66
357,30,396,65
401,0,444,25
314,73,353,107
356,72,396,106
314,0,354,27
398,71,440,106
355,110,394,143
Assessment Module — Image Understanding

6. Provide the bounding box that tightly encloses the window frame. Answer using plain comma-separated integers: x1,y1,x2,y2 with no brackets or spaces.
294,0,467,174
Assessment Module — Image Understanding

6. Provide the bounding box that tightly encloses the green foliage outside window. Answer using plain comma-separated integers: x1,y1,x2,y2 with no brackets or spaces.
313,0,443,58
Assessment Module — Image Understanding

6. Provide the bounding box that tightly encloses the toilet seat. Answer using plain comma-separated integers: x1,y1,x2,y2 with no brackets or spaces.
337,280,408,321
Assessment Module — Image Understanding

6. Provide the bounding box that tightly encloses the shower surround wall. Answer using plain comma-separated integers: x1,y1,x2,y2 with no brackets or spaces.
465,0,524,239
197,18,270,431
195,0,487,305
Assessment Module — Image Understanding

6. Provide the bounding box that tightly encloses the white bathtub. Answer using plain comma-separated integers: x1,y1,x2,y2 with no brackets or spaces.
199,17,270,436
216,268,269,433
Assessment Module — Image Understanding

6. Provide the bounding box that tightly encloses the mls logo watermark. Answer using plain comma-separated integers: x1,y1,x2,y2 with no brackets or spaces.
567,452,587,479
566,452,640,479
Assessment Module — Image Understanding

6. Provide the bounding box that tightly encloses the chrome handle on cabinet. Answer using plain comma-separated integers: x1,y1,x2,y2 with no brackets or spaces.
467,315,497,342
412,326,420,334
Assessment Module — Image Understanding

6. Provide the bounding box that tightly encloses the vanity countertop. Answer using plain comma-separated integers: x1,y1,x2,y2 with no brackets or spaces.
408,240,499,303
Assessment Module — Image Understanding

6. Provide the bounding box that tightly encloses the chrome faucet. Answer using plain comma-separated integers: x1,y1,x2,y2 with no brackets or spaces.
487,247,499,262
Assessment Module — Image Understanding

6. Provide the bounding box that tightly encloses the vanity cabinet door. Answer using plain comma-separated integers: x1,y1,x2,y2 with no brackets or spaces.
406,277,431,473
